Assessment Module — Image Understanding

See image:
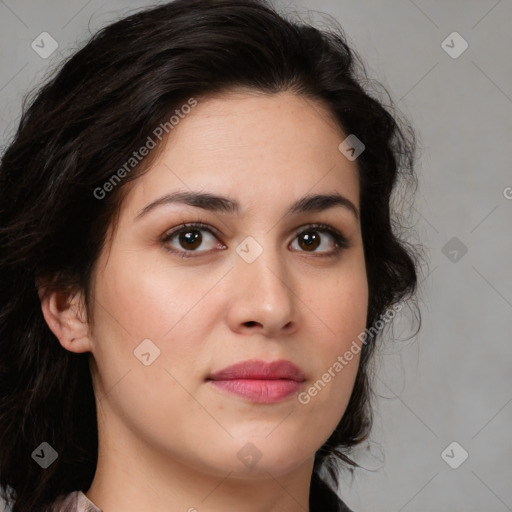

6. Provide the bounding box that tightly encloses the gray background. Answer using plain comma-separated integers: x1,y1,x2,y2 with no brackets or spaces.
1,1,511,511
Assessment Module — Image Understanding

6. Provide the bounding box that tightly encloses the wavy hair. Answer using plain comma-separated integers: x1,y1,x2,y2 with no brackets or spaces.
0,0,422,510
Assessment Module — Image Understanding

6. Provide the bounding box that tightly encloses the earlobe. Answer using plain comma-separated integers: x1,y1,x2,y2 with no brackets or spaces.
38,284,92,354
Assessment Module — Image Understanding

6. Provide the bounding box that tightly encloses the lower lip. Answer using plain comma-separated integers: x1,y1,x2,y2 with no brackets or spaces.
208,379,303,403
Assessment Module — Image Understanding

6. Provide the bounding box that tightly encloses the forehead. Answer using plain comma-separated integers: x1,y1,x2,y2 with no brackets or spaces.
122,90,360,219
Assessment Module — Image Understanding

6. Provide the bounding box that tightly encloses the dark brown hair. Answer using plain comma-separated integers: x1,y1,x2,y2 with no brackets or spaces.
0,1,422,510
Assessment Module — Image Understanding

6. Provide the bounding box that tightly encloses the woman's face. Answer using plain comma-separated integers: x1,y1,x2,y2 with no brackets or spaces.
86,90,368,480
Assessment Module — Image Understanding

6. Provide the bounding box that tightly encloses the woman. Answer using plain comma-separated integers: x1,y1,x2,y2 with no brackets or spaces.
0,0,421,511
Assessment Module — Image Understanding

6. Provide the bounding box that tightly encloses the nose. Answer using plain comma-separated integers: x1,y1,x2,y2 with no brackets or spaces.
226,239,300,338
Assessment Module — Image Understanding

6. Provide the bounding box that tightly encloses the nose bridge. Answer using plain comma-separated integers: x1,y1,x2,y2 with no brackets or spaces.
230,233,297,329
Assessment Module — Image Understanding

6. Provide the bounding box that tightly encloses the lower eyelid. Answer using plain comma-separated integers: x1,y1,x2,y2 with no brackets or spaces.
163,228,220,251
162,223,348,255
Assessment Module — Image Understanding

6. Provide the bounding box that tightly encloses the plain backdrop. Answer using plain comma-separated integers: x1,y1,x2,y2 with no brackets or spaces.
1,1,511,511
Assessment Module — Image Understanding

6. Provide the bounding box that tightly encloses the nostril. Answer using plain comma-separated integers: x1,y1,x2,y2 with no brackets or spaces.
245,321,258,327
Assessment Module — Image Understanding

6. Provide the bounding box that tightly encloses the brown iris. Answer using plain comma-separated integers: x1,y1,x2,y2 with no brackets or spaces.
298,231,320,252
178,229,202,250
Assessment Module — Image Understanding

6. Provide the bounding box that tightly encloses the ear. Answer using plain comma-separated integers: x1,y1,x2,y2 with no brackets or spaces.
37,280,93,354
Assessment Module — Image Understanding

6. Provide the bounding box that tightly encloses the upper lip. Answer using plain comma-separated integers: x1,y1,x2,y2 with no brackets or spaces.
207,359,306,382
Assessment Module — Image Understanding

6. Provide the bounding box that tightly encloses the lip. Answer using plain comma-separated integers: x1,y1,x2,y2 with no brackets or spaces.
206,359,306,404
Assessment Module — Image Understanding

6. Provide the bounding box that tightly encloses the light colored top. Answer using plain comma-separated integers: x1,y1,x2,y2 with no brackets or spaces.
50,482,354,511
51,491,102,512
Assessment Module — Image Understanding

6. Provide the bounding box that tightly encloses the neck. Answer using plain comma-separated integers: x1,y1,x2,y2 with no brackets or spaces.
86,409,314,512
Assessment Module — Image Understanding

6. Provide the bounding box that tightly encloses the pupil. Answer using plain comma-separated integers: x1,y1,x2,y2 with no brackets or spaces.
302,231,319,250
180,230,201,249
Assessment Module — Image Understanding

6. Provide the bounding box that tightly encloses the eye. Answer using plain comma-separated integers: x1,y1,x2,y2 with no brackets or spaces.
290,223,349,257
161,222,224,257
161,222,349,258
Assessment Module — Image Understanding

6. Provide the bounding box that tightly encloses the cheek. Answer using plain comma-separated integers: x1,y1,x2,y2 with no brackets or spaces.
293,350,361,455
306,263,368,349
89,250,225,396
295,265,367,425
94,249,221,342
88,256,207,438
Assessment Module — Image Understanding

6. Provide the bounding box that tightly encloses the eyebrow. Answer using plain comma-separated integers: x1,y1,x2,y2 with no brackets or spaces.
135,190,359,221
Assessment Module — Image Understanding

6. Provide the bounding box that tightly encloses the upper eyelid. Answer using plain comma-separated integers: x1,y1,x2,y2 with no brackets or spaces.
162,221,346,245
163,221,218,239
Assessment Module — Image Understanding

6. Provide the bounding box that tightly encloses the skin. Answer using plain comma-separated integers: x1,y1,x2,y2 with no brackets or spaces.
40,90,368,512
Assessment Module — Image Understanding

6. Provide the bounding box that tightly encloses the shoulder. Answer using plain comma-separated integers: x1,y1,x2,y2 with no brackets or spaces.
49,491,102,512
309,471,356,512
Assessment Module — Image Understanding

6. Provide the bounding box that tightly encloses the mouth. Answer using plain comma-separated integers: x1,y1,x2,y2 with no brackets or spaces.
206,359,306,404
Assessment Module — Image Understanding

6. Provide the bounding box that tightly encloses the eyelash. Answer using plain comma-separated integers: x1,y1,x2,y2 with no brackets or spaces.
161,220,349,259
